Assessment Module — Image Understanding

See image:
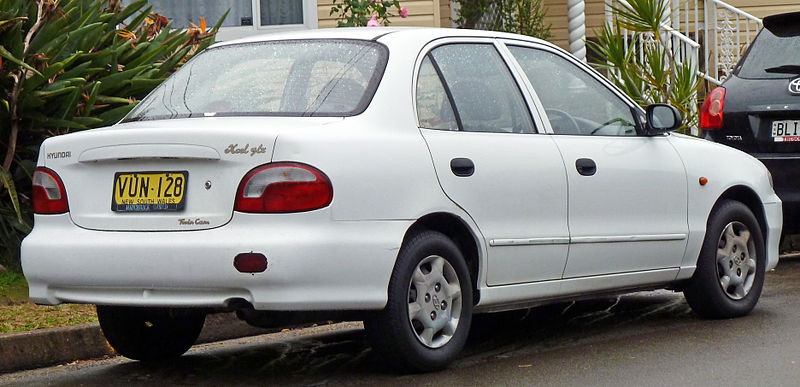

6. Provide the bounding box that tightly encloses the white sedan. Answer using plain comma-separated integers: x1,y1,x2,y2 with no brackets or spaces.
22,27,781,372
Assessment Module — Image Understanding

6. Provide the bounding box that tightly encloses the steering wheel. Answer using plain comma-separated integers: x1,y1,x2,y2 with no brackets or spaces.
545,108,580,134
590,117,631,135
591,118,628,134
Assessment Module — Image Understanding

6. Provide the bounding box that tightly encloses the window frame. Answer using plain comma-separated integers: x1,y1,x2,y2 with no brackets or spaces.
412,37,546,134
500,39,647,136
416,54,462,130
211,0,319,41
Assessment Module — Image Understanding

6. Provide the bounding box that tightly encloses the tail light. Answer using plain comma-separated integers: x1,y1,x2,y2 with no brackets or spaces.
235,162,333,213
32,167,69,214
700,87,726,130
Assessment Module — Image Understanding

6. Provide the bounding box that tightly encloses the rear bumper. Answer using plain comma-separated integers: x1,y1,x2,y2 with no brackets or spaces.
756,154,800,232
21,212,409,311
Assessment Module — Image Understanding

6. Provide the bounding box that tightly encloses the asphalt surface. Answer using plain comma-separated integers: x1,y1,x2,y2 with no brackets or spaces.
3,258,800,386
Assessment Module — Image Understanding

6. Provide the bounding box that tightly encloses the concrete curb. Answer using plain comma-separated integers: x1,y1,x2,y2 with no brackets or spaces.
0,312,274,374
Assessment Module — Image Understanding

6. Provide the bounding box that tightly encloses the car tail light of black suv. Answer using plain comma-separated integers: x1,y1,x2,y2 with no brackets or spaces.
700,11,800,232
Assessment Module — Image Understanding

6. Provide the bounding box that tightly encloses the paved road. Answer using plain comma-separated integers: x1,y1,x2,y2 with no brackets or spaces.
4,258,800,386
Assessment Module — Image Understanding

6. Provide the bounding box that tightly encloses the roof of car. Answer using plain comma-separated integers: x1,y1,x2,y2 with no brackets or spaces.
210,27,555,51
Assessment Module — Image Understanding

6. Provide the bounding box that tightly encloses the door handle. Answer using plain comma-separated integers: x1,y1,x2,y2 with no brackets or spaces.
450,158,475,177
575,158,596,176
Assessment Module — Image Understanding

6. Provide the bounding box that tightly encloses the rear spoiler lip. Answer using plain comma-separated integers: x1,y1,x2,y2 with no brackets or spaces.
763,12,800,31
78,144,221,163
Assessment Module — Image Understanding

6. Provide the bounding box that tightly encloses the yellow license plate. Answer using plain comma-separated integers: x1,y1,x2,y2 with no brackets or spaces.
111,171,188,212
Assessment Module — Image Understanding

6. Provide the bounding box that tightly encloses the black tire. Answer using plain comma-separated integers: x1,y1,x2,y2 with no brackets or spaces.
364,230,473,373
96,306,206,361
684,200,766,319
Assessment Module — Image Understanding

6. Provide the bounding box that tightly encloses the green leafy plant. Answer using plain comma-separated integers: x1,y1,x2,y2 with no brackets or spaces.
488,0,551,40
0,0,226,270
329,0,406,27
453,0,492,29
588,0,701,131
453,0,550,39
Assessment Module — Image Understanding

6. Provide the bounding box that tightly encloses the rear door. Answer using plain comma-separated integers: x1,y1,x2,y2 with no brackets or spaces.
416,39,570,286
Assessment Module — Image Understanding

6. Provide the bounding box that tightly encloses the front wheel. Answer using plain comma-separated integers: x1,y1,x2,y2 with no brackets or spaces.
365,231,473,372
684,200,766,318
96,306,206,361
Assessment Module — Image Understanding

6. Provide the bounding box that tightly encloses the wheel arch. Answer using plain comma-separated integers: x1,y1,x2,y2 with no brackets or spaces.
402,212,481,305
716,185,768,243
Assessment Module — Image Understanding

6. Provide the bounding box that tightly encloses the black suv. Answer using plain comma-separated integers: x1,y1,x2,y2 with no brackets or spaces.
700,11,800,232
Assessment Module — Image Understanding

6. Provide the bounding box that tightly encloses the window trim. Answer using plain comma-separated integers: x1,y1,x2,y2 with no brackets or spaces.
201,0,319,41
500,39,646,136
412,37,546,134
424,54,464,131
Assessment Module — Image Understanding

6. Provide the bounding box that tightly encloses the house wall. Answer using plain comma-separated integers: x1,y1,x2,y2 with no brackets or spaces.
317,0,444,28
725,0,799,18
441,0,452,27
542,0,607,51
541,0,796,52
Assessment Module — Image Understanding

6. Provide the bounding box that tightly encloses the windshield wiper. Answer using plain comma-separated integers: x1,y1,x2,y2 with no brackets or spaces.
764,65,800,74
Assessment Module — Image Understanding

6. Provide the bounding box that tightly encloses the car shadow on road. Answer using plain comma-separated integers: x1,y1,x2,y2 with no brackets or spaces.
63,289,731,386
52,261,798,385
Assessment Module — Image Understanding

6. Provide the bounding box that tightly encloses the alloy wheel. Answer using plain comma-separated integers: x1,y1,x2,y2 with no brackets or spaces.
407,255,463,348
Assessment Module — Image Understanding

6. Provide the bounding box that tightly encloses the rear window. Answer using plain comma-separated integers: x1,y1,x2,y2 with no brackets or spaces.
123,39,388,122
737,24,800,79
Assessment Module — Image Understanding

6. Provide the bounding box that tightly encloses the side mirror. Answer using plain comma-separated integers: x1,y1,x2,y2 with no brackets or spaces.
644,104,682,135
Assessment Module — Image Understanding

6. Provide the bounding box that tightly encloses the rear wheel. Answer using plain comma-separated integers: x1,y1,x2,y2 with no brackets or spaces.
96,306,206,361
684,200,766,318
365,231,473,372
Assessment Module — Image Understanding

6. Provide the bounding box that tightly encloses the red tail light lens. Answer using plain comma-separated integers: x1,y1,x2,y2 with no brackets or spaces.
700,86,726,130
235,163,333,213
32,167,69,214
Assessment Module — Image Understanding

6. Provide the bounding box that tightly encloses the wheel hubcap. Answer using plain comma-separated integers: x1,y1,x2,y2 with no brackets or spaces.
715,221,757,300
407,255,463,348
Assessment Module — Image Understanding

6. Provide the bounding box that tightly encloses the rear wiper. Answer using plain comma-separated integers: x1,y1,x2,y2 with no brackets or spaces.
764,65,800,74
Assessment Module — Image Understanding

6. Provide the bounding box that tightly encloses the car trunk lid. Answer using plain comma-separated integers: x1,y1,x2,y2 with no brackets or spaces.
43,117,340,231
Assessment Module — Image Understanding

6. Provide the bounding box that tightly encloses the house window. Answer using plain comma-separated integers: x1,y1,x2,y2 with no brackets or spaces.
260,0,303,26
122,0,315,34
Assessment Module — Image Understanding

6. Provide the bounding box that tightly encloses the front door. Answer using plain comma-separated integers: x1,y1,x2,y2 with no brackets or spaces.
506,44,689,277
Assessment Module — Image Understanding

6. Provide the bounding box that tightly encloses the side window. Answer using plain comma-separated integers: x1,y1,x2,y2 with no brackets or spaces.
508,46,638,136
425,44,535,134
416,57,458,131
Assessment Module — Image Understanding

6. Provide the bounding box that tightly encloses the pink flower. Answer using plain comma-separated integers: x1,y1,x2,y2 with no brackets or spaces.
367,14,379,27
399,7,409,18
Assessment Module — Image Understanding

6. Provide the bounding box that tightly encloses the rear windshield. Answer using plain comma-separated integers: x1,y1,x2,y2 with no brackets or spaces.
737,24,800,79
123,39,388,122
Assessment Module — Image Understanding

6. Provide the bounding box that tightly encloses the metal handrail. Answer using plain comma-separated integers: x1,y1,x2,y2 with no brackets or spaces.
712,0,762,25
662,24,700,48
